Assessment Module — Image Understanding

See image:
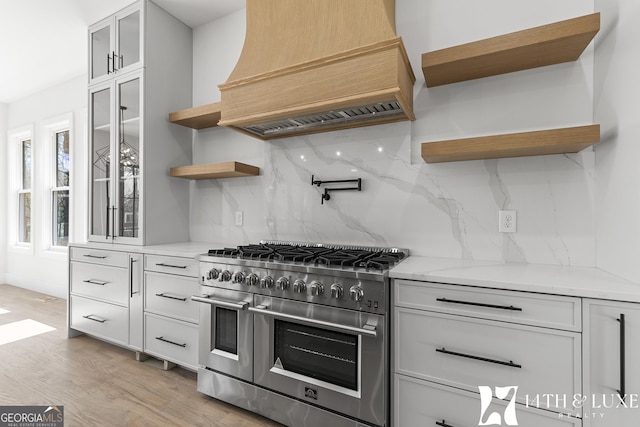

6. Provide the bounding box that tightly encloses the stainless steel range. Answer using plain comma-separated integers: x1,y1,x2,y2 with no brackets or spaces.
192,241,408,427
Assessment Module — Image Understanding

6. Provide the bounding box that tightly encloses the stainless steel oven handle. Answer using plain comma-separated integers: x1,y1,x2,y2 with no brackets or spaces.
191,295,249,310
248,305,377,338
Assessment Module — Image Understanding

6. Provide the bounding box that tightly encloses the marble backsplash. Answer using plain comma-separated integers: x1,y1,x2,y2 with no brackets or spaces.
189,120,596,267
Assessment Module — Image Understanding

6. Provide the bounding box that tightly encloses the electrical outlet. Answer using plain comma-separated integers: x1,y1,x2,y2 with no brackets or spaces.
499,210,517,233
234,211,243,226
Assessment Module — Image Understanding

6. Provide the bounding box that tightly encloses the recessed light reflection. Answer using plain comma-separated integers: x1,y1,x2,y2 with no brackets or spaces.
336,151,341,156
378,147,383,152
350,169,358,172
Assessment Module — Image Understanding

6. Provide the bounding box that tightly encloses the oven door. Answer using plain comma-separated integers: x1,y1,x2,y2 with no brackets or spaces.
191,287,253,382
250,295,386,426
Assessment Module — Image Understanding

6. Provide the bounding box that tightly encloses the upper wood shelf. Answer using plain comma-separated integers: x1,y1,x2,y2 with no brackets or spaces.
421,124,600,163
421,13,600,87
168,102,222,130
169,161,260,180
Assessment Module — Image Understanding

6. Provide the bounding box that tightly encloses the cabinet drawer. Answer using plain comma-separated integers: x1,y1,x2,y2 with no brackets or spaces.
395,308,581,412
70,295,128,345
70,247,129,267
144,272,199,323
70,261,128,306
144,254,198,278
395,375,581,427
144,313,198,370
395,279,581,331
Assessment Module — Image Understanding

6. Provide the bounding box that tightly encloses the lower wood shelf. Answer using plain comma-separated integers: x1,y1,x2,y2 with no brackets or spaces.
421,124,600,163
169,162,260,179
168,102,222,130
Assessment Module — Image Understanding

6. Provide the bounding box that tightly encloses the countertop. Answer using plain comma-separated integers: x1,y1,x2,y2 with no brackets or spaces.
69,241,226,258
391,256,640,303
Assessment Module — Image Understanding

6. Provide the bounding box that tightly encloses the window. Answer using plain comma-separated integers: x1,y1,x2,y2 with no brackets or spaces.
18,138,32,243
52,130,70,247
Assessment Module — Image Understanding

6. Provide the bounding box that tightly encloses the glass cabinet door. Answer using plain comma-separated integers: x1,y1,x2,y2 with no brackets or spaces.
115,75,141,241
89,85,113,240
89,21,113,85
117,8,141,72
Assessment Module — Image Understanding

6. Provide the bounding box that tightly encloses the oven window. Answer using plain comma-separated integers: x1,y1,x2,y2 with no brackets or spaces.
215,307,238,354
274,320,358,391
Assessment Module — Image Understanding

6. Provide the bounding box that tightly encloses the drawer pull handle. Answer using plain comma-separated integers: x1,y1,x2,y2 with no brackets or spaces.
83,314,106,323
83,279,108,286
617,313,626,401
436,421,455,427
436,347,522,369
436,297,522,312
155,292,187,302
156,263,188,269
83,254,107,259
155,336,187,348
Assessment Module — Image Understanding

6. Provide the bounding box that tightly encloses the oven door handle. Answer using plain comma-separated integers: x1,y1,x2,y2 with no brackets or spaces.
191,295,249,310
248,305,377,338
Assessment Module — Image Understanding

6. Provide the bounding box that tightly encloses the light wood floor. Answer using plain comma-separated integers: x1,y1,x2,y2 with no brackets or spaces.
0,284,283,427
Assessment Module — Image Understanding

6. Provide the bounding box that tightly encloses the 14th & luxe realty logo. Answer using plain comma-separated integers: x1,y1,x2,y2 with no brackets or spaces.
477,386,640,425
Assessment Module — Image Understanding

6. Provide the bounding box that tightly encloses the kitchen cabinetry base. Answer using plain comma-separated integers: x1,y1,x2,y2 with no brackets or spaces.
197,368,373,427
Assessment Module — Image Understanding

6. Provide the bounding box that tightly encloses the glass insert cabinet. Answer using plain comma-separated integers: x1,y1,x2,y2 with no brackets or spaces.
89,72,142,244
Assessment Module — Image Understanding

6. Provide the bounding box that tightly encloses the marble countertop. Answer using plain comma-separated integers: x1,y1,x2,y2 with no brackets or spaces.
69,241,226,258
390,256,640,303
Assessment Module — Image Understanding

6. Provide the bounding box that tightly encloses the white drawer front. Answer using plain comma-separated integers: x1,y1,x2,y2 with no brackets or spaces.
395,375,581,427
144,272,199,323
70,247,129,267
144,254,198,278
144,313,198,369
70,295,128,345
395,308,581,413
70,261,128,306
395,279,581,331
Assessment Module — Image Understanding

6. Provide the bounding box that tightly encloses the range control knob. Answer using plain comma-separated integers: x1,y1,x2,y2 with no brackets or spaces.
232,272,246,284
247,273,260,287
310,281,324,296
207,268,220,280
260,275,274,289
349,285,364,302
220,270,232,282
330,283,344,299
293,279,306,293
275,277,290,291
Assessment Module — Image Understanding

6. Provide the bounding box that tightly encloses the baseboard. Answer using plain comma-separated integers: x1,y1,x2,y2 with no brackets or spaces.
4,274,67,299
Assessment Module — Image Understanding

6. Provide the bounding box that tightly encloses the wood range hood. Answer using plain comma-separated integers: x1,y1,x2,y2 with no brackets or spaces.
218,0,416,140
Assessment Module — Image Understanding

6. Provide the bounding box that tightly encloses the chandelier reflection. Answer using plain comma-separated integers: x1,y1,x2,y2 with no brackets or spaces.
93,105,139,174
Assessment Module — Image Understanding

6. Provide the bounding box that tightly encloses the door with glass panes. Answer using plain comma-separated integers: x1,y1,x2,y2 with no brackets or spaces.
89,71,142,244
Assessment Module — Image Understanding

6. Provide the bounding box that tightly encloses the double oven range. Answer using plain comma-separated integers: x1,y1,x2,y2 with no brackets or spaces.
192,241,407,427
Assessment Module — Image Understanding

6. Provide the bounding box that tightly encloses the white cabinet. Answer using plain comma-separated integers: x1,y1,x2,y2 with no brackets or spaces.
68,247,143,351
88,0,192,246
89,2,142,85
142,254,200,370
393,279,582,424
584,300,640,426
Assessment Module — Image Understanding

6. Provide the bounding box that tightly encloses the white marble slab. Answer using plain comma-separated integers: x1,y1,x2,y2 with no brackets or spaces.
69,241,228,259
390,256,640,303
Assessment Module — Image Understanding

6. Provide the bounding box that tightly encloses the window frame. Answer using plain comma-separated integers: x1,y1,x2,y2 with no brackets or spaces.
7,125,35,254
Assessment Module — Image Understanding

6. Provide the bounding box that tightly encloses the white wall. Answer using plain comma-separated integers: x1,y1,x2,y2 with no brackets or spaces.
0,103,7,284
594,0,640,283
189,0,600,268
5,75,87,298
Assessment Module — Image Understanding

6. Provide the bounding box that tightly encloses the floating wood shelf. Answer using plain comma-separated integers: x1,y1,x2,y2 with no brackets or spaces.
168,102,222,130
421,125,600,163
169,161,260,179
421,13,600,87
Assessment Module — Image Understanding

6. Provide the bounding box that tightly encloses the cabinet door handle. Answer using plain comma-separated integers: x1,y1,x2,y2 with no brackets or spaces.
112,50,118,71
107,53,112,74
111,206,117,241
436,421,456,427
436,347,522,369
155,293,187,302
617,313,626,401
83,314,106,323
130,257,138,297
155,263,188,269
155,336,186,348
436,297,522,312
83,279,108,286
83,254,107,259
106,206,111,239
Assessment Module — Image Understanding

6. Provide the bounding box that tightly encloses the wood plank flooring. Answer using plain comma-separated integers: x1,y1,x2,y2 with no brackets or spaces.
0,284,282,427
